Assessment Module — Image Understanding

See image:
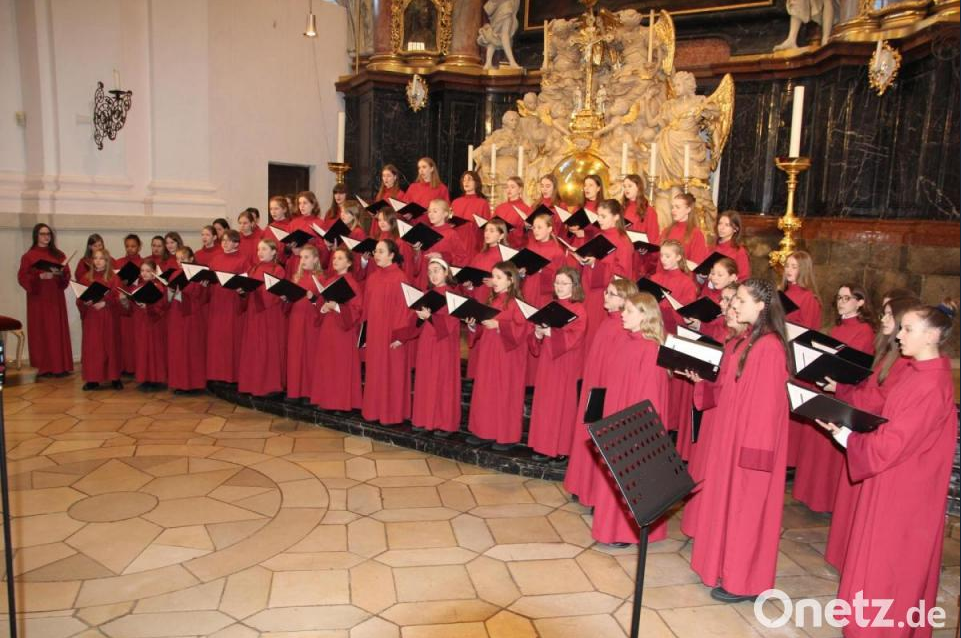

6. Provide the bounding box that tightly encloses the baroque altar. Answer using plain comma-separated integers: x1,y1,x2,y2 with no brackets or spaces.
473,0,735,233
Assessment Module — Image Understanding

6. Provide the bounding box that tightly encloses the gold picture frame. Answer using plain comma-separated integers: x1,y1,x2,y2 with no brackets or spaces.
390,0,454,56
868,40,902,95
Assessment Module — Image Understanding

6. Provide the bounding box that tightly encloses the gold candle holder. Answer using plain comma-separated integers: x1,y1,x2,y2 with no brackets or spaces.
327,162,351,186
645,171,658,203
486,171,501,212
768,156,811,269
681,176,692,194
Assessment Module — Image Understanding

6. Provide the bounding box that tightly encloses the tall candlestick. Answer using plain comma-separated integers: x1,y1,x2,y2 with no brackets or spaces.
517,145,524,178
543,20,549,68
712,155,722,205
336,112,346,164
647,11,654,64
649,143,657,175
468,144,474,170
789,86,804,158
113,69,121,91
491,144,497,177
620,142,628,176
683,144,690,179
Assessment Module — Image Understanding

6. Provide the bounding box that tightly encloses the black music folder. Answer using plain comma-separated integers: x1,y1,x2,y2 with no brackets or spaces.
656,334,724,381
515,298,579,329
122,281,164,305
264,272,307,303
787,382,887,433
318,276,357,305
560,234,616,260
498,244,550,276
691,251,727,277
70,281,110,304
215,271,263,292
558,207,597,229
635,277,671,302
451,266,491,288
446,291,499,322
33,259,66,272
270,226,314,248
676,297,722,323
393,200,428,220
356,196,392,215
401,282,447,314
472,213,515,232
115,261,141,285
626,230,660,253
182,263,219,284
398,220,444,250
676,325,723,347
791,341,873,386
313,219,352,244
357,320,367,348
583,387,606,423
341,235,378,254
778,291,800,314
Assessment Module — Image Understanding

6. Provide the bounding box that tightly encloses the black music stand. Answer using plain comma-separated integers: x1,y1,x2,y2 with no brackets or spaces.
0,340,17,637
588,399,695,638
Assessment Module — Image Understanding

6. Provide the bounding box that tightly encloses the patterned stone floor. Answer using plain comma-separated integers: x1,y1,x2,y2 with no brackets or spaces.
1,375,958,638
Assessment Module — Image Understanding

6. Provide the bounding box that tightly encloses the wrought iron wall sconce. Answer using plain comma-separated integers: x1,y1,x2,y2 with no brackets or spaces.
93,81,133,150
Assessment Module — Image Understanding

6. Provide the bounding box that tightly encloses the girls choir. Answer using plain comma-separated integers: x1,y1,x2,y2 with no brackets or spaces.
18,161,957,618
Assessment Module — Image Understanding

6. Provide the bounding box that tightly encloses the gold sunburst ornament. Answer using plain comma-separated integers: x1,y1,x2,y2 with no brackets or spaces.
406,74,428,112
868,40,901,96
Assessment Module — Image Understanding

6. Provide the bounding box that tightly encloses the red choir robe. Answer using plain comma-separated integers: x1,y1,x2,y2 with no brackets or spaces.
563,311,628,505
466,292,530,444
206,249,248,383
402,285,462,431
526,299,587,456
464,246,503,379
361,263,412,424
372,230,416,282
405,181,450,209
345,226,369,281
113,254,143,374
837,356,956,638
693,287,730,343
590,332,671,544
623,200,661,276
493,199,531,248
688,333,789,596
793,317,875,512
580,227,635,348
156,255,179,274
521,236,574,385
651,268,698,454
412,223,467,288
17,247,73,375
714,240,751,279
77,272,121,383
783,283,823,466
75,254,115,283
310,272,363,410
237,230,261,265
165,276,209,392
285,273,322,400
368,187,407,238
659,224,710,267
195,245,221,267
237,262,287,396
128,280,168,384
451,194,490,258
824,356,908,570
264,219,302,268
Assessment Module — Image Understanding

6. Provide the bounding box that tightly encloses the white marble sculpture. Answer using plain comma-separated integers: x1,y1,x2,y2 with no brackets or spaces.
478,0,521,69
774,0,838,50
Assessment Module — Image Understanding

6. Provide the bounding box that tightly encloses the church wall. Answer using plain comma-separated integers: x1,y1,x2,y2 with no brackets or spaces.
0,0,349,362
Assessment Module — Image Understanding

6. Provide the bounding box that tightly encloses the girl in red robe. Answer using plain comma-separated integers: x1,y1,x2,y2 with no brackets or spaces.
537,173,565,229
684,257,740,343
713,211,751,279
684,278,790,603
372,209,416,281
263,195,298,268
163,232,185,267
563,278,638,505
212,218,230,242
310,246,364,411
463,219,509,379
621,174,660,277
572,199,635,349
405,157,450,208
114,234,143,375
337,202,370,280
465,261,530,449
77,249,122,390
236,210,262,266
492,176,531,248
781,249,823,465
581,174,603,213
17,223,73,376
794,283,876,512
75,233,110,282
375,164,406,204
123,260,168,391
206,230,248,383
590,292,672,546
450,170,489,258
165,247,209,394
361,239,412,425
659,193,709,267
285,245,322,401
319,186,346,232
411,199,468,288
527,267,587,460
196,225,221,266
149,236,174,274
237,239,287,396
817,301,957,638
820,294,916,570
406,257,462,435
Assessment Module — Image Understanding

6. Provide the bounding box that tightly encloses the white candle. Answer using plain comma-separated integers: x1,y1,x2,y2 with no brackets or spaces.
620,142,628,176
712,155,722,206
649,142,657,176
113,69,120,91
683,144,690,178
336,112,346,163
517,145,524,178
789,85,804,157
543,20,548,68
647,11,654,64
491,144,497,177
468,144,474,170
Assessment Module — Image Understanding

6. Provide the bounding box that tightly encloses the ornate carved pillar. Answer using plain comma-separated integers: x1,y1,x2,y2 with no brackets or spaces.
369,0,398,64
444,0,484,70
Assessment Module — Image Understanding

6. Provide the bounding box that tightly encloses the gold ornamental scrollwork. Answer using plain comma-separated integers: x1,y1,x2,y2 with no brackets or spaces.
390,0,454,56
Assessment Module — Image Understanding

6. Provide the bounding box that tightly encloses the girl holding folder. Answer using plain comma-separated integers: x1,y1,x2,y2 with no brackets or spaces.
284,244,323,402
206,229,248,383
237,239,287,397
115,234,144,375
125,260,169,391
18,223,73,377
659,193,709,267
165,247,209,394
77,249,122,391
450,171,489,258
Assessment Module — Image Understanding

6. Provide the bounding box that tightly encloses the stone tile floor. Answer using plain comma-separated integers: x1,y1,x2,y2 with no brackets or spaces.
1,375,958,638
